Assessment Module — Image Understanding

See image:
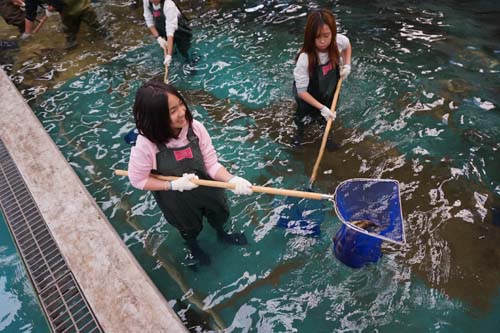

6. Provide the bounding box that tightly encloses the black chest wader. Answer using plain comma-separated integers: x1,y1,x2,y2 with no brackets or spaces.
293,61,340,134
152,127,229,241
150,0,193,60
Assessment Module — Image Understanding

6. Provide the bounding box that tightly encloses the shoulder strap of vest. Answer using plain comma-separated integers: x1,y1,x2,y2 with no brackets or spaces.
187,126,197,142
171,0,190,21
157,142,168,152
155,126,196,151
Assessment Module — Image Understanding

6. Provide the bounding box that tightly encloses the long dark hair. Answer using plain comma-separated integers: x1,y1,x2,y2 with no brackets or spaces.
132,81,193,144
296,9,340,75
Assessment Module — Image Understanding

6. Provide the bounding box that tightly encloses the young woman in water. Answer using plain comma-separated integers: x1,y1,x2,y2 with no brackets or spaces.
128,81,253,265
293,8,352,147
143,0,193,67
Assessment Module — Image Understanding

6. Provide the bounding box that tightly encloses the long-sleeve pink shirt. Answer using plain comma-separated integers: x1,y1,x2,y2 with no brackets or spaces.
128,120,223,190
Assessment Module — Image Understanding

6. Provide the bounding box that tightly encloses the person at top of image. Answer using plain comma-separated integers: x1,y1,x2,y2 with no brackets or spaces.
143,0,194,67
127,81,253,266
292,8,352,149
22,0,108,49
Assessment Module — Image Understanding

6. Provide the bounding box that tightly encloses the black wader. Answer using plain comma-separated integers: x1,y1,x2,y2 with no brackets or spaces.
150,0,192,60
152,127,229,241
54,0,107,49
293,61,340,138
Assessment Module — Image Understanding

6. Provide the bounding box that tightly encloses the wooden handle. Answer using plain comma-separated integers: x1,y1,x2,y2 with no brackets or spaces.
115,169,333,201
163,49,169,84
33,16,48,34
310,78,343,185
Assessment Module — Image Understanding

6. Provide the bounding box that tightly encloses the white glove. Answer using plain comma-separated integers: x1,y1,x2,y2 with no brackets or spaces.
340,64,351,79
164,54,172,66
45,7,57,17
320,105,336,121
20,32,32,40
170,173,199,192
228,176,253,195
156,36,168,49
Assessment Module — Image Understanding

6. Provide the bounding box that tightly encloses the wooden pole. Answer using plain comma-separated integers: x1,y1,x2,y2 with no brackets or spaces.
309,78,343,186
114,169,334,201
33,16,48,34
163,48,169,83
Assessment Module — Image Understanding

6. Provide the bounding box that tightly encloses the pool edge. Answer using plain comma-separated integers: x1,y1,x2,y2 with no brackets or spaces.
0,69,187,332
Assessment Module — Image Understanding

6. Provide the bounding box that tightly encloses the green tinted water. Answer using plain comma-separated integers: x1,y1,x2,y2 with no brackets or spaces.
2,0,499,331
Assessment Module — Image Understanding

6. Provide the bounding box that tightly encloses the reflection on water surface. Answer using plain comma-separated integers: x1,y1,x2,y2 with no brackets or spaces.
1,0,499,331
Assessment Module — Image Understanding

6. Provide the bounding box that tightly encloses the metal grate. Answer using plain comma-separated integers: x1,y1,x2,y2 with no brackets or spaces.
0,138,102,333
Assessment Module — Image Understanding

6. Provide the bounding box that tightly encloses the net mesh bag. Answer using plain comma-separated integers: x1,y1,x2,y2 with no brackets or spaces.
333,179,405,268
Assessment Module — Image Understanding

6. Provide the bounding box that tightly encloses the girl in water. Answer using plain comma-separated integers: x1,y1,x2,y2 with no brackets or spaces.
128,81,253,265
293,8,352,148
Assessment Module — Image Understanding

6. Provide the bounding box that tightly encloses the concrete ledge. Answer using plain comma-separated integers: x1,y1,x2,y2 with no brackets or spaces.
0,69,187,332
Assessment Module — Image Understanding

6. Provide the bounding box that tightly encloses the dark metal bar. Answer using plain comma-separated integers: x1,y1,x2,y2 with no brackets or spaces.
0,138,102,333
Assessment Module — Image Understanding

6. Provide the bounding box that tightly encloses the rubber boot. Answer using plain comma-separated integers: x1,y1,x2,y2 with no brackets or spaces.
492,207,500,226
292,127,305,147
64,34,78,50
188,52,201,66
326,137,340,151
186,238,210,265
216,227,248,245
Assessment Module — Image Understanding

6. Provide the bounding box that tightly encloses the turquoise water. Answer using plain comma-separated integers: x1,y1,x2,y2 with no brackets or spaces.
0,211,49,333
2,0,500,331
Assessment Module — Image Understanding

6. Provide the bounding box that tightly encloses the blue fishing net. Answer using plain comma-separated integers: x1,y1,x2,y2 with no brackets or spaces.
333,179,405,268
333,225,383,268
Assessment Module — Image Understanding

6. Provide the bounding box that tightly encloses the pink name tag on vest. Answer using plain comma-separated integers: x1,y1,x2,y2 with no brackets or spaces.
322,63,333,76
153,10,161,18
174,147,193,161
